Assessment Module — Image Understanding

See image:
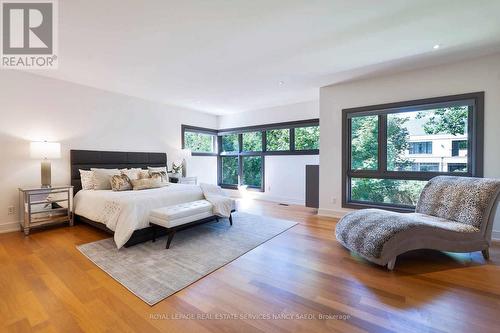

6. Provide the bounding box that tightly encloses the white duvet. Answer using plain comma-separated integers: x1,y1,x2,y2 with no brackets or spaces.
74,184,204,248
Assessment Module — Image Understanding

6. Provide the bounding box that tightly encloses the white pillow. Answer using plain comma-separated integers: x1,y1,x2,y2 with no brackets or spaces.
79,169,95,190
91,168,120,190
148,166,167,173
120,168,142,181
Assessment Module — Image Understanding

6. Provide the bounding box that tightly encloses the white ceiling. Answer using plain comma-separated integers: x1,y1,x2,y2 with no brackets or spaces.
35,0,500,115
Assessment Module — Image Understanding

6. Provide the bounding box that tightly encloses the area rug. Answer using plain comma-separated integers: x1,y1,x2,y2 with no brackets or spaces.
77,212,297,305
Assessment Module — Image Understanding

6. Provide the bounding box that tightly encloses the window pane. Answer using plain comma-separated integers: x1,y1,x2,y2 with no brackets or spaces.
351,178,427,206
184,131,215,153
221,156,238,184
351,116,378,170
242,156,262,187
242,131,262,151
221,134,239,153
266,129,290,151
387,106,469,172
295,126,319,150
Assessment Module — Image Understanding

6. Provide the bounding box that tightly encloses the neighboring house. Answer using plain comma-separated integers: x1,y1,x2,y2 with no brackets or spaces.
404,134,468,172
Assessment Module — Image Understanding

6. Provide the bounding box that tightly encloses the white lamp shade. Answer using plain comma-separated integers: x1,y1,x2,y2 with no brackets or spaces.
30,141,61,159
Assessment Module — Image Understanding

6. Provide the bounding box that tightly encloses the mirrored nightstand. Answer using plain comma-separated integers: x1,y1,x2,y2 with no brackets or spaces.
18,186,73,235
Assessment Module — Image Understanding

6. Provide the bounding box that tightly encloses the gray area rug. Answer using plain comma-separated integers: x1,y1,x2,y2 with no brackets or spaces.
77,212,297,305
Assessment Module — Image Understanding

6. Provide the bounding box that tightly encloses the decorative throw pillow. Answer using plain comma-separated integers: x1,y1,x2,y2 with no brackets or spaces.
91,168,120,190
121,168,142,181
111,174,132,191
150,171,169,187
130,177,162,190
138,169,151,179
79,169,95,190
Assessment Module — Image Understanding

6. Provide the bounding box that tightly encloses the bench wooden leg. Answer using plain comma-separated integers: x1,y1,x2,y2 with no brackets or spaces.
166,230,176,249
229,214,233,226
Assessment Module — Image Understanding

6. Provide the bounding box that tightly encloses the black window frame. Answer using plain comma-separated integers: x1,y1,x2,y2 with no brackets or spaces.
218,118,319,191
181,125,218,156
342,92,484,212
182,119,319,192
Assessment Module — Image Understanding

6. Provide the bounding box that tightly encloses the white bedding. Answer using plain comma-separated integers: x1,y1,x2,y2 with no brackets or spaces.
74,184,204,248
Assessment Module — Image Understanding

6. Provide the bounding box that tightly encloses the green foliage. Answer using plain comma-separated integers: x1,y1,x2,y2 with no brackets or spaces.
295,126,319,150
387,114,412,171
243,156,262,187
351,178,426,206
416,106,468,136
243,132,262,151
266,129,290,151
351,116,378,170
184,132,214,153
222,156,238,184
222,134,239,152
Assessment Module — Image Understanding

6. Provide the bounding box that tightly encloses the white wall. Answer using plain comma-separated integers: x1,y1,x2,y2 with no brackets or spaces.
217,100,319,128
319,53,500,235
218,100,319,205
0,71,218,232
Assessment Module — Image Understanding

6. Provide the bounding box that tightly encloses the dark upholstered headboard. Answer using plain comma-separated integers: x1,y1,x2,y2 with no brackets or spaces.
70,150,167,194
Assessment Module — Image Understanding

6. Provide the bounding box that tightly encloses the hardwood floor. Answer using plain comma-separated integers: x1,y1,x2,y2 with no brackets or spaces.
1,199,499,333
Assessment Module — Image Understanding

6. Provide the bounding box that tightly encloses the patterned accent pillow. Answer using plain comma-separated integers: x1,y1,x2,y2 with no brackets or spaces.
150,171,169,187
111,174,132,191
79,169,95,190
130,177,162,190
138,169,152,179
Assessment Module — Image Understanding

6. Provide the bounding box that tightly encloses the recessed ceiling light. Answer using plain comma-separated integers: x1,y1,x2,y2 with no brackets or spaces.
433,44,441,50
278,81,285,85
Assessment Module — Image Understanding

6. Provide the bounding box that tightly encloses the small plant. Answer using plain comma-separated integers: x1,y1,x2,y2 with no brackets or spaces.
171,162,182,174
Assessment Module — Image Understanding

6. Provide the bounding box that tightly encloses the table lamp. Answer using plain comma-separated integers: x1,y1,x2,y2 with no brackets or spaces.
30,141,61,188
180,148,192,177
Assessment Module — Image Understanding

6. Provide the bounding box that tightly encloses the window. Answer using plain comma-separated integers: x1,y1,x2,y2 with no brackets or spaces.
182,125,217,155
242,131,262,152
351,115,378,170
452,140,467,157
409,142,432,154
294,126,320,150
343,92,484,210
221,156,238,185
266,129,290,151
216,119,319,191
221,134,239,153
411,163,440,172
242,156,263,187
448,163,467,172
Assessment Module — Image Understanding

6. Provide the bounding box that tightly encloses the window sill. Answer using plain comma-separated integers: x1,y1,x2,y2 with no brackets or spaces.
343,201,415,213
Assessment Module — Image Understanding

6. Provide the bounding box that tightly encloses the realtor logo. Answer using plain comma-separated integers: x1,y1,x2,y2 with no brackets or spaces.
1,0,58,68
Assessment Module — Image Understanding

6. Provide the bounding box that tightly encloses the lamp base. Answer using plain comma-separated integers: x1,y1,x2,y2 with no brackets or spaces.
182,158,187,177
41,159,52,188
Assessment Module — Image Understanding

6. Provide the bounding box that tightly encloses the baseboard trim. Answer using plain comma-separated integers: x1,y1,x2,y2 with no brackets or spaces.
223,189,304,206
317,208,349,219
0,221,20,234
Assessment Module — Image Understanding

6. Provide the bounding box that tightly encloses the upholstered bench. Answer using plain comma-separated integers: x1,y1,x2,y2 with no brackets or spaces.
335,176,500,270
149,200,233,249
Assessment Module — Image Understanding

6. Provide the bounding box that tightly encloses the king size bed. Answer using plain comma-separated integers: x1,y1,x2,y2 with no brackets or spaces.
71,149,206,248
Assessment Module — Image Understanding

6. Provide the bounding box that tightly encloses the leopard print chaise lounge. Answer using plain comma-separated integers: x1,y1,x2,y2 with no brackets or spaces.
335,176,500,270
